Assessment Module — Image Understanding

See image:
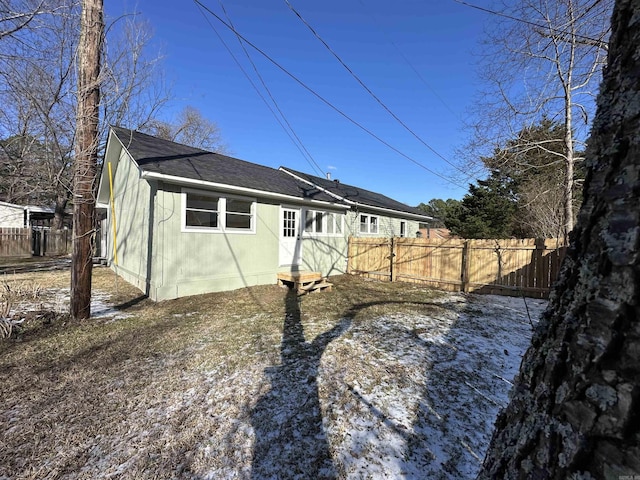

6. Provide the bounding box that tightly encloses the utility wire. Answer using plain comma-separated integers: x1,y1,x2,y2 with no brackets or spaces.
453,0,608,48
356,0,460,120
194,2,325,177
193,0,467,189
216,0,324,177
284,0,471,179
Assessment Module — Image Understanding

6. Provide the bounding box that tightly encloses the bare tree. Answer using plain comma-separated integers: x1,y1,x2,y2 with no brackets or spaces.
0,0,48,40
0,4,170,227
468,0,612,239
70,0,102,321
143,106,228,153
100,16,170,134
0,0,77,227
478,0,640,475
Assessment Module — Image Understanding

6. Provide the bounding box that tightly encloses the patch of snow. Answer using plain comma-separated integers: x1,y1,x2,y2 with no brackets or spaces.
3,288,548,479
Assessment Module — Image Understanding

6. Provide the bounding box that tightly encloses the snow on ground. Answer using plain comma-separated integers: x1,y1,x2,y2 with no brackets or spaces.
2,286,547,479
144,292,544,480
11,287,131,320
317,294,546,479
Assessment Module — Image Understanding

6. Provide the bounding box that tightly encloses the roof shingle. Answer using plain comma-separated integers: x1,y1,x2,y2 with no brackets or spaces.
111,127,428,219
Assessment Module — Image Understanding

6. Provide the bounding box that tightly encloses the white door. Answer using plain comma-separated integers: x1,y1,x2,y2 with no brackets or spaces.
279,207,302,267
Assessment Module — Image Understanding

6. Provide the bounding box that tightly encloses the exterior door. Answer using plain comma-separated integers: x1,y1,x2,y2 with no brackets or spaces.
279,207,302,267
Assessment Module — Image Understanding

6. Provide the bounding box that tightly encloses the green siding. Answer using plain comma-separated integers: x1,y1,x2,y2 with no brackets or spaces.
105,149,425,300
150,186,281,300
105,148,152,294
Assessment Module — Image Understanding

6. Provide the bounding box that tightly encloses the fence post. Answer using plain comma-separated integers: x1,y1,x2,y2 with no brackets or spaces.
461,240,470,293
390,237,397,282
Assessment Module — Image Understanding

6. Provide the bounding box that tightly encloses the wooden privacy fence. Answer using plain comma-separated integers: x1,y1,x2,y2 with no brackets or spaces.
0,228,71,257
347,237,567,299
32,228,71,256
0,228,31,257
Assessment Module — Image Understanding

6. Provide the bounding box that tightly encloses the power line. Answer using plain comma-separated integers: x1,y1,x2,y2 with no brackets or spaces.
356,0,460,120
284,0,471,179
194,1,325,177
215,0,325,177
453,0,609,48
193,0,467,189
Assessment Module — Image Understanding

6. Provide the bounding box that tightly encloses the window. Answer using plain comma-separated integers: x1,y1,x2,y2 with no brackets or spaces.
359,214,379,234
283,209,297,238
305,210,323,233
226,198,253,230
183,189,255,233
186,193,219,228
400,221,406,237
304,209,343,236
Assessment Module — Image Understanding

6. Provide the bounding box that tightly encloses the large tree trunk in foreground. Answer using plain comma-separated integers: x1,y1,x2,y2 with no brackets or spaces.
71,0,103,320
478,0,640,478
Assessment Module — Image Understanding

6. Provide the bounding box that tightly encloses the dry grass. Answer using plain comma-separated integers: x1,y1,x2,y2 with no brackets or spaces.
0,266,452,479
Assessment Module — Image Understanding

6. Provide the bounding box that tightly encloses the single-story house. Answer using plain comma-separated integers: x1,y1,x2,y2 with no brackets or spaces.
0,201,73,229
0,201,25,228
96,127,432,300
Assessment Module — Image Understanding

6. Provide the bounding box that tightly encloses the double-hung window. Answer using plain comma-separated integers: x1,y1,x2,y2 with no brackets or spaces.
183,189,255,233
186,193,220,229
359,214,379,234
226,198,253,230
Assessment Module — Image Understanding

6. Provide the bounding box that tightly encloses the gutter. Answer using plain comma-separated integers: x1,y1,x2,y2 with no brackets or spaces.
139,171,350,210
279,168,432,222
351,203,433,222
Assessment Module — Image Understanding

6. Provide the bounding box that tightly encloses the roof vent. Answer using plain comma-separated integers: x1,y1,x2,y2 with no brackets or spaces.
326,172,331,180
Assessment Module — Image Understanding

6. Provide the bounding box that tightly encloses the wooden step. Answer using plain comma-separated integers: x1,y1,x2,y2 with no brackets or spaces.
298,280,333,294
277,271,322,287
277,272,332,294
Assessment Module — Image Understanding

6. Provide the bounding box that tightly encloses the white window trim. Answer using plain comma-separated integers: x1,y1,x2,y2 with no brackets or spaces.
181,188,256,234
359,214,379,234
302,209,344,237
400,221,407,237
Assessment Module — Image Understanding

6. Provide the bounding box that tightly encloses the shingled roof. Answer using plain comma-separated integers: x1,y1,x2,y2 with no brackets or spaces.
279,167,428,218
108,127,429,219
111,127,336,203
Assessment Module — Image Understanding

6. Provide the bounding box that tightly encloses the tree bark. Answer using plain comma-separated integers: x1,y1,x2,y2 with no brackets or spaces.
478,0,640,478
52,195,68,230
71,0,103,320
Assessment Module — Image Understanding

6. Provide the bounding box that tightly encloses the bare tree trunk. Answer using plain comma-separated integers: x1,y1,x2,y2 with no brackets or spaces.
478,0,640,477
71,0,103,320
52,195,68,230
562,0,576,239
563,111,575,239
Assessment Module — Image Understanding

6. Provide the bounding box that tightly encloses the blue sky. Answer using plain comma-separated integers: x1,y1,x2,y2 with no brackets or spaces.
110,0,493,207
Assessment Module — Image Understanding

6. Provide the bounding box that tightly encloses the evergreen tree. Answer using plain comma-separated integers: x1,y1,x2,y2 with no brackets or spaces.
449,171,519,239
482,119,585,238
416,198,462,228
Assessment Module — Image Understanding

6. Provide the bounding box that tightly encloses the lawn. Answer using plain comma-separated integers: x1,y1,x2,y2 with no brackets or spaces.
0,265,547,479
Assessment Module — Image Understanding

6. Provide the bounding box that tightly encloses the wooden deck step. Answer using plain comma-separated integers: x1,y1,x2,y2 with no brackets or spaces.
277,271,322,286
277,271,332,295
298,280,333,294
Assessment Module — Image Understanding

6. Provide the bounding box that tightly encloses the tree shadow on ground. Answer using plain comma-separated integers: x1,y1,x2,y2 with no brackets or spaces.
250,288,350,479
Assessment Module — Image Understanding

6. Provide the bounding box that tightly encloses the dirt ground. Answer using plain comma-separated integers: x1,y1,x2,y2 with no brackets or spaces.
0,265,546,479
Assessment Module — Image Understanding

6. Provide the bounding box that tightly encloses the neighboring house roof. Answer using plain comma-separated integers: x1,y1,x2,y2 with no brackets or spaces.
0,200,24,210
103,127,431,220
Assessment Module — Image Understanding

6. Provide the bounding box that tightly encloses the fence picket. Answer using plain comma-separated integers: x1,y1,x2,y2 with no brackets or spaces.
0,228,31,257
347,236,567,299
